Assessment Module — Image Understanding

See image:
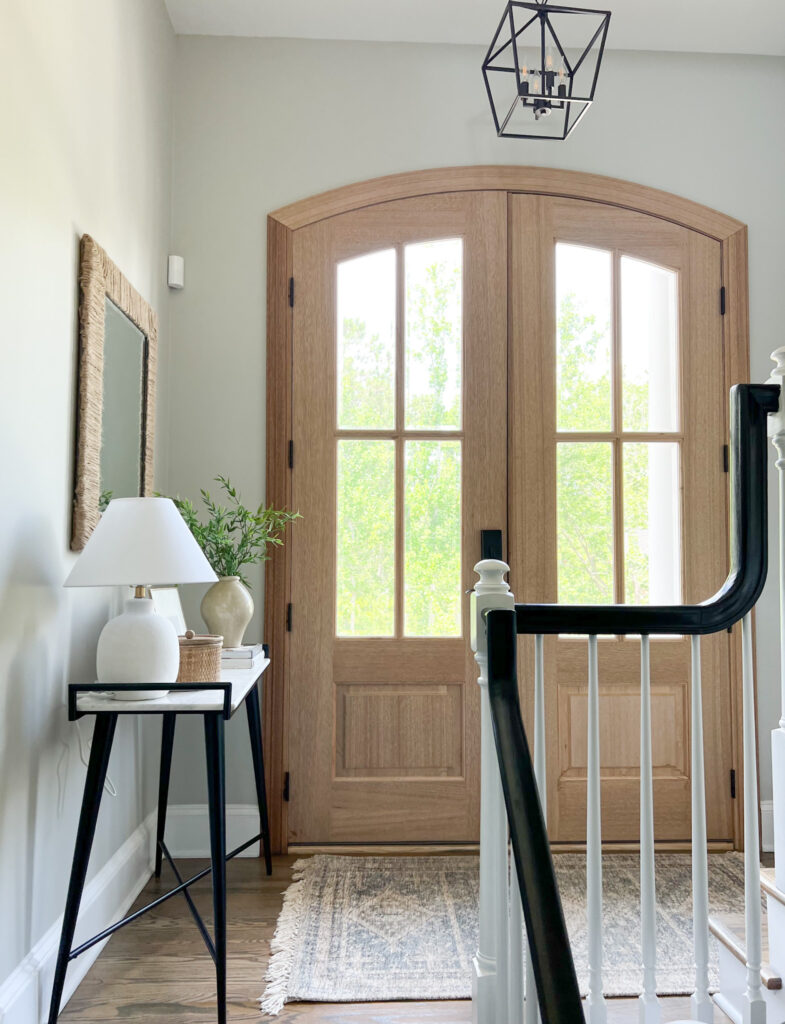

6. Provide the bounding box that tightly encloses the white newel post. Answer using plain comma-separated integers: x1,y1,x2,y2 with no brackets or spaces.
471,559,516,1024
767,347,785,893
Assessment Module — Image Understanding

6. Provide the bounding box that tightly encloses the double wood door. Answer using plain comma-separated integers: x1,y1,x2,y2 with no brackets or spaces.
283,187,736,847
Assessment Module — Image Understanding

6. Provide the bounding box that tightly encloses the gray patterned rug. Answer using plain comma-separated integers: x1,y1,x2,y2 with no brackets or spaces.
261,852,747,1014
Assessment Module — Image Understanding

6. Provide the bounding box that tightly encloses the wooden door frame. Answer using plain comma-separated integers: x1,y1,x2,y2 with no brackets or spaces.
265,166,750,853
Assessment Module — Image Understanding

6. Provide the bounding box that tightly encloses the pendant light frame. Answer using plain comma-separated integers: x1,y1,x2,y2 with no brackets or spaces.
482,0,611,141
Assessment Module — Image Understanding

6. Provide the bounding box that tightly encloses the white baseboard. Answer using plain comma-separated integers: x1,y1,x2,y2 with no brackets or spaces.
762,799,775,853
0,812,155,1024
0,803,262,1024
162,803,261,858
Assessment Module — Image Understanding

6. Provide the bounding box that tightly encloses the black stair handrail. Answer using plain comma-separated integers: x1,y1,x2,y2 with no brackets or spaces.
487,605,584,1024
483,382,780,1024
514,383,780,636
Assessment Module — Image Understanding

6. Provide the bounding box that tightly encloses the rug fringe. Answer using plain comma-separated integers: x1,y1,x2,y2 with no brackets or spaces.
260,858,314,1016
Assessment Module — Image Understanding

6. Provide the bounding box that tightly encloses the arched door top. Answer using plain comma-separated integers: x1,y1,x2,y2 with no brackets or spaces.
270,165,744,242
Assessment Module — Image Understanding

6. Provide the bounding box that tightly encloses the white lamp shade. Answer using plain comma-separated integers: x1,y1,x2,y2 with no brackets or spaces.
64,497,218,587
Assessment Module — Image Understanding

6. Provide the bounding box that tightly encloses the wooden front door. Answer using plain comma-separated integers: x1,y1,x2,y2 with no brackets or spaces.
278,174,741,849
508,195,733,845
287,192,507,844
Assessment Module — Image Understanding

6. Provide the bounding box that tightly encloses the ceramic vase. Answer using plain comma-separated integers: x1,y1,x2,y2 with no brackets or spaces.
200,575,253,648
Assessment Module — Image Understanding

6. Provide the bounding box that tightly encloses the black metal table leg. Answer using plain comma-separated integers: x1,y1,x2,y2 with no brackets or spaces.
155,712,176,878
204,712,227,1024
48,713,118,1024
245,683,272,875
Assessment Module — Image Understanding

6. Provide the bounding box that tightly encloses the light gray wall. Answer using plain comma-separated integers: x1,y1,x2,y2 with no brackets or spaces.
166,36,785,808
0,0,174,984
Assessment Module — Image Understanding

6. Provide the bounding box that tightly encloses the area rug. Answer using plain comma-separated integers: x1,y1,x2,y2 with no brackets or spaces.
260,852,748,1014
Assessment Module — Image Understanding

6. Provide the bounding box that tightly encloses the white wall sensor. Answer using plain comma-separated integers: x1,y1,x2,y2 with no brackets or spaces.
167,255,185,290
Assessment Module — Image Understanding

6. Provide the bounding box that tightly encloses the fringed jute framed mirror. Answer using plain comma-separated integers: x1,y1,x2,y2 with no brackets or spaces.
71,234,158,550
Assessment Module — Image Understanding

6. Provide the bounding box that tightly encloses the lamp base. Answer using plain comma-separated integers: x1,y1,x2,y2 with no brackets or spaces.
97,597,179,700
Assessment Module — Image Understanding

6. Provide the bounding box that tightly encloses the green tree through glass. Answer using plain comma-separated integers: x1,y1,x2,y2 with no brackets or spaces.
556,292,659,605
336,258,666,634
336,244,462,636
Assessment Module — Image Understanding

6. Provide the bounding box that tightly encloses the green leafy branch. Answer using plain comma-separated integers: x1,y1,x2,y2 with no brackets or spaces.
160,476,300,588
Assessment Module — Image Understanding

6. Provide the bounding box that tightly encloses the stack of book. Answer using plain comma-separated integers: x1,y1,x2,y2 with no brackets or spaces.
220,643,266,673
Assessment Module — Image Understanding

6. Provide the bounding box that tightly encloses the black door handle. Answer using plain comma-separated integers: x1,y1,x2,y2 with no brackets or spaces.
480,529,503,561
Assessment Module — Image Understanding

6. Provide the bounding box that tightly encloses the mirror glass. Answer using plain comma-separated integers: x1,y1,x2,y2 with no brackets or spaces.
99,297,146,506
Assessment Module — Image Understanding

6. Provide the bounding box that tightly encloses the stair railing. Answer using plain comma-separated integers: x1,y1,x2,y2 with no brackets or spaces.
470,379,781,1024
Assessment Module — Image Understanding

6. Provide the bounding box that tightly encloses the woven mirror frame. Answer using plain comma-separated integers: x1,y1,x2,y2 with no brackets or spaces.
70,235,158,551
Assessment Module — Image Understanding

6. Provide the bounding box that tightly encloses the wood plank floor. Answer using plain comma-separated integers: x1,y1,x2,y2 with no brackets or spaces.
60,855,730,1023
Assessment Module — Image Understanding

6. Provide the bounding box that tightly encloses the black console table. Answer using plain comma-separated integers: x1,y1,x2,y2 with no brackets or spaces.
48,655,271,1024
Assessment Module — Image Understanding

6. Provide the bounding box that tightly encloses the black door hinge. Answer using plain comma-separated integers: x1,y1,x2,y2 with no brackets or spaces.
288,439,294,469
720,286,726,316
286,603,292,632
730,768,737,799
283,772,290,802
723,444,729,473
288,277,295,307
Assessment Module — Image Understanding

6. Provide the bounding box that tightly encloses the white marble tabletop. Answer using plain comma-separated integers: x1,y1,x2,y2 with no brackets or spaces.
73,659,270,716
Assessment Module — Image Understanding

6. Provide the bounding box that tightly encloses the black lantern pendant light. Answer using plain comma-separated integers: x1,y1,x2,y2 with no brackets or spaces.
482,0,611,141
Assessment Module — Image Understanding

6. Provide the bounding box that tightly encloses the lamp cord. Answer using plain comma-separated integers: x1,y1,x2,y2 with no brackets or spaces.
75,719,118,797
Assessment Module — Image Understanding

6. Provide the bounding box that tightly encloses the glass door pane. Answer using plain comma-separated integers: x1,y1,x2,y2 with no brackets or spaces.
555,243,612,432
404,440,462,636
336,440,395,636
621,256,679,431
623,442,681,604
337,249,396,429
405,239,463,430
556,441,614,604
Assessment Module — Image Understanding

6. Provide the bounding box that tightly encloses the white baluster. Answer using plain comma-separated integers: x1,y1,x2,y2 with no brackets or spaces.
524,635,547,1024
471,559,515,1024
586,635,607,1024
534,634,547,807
510,858,525,1024
689,636,712,1023
767,347,785,892
742,612,765,1024
639,636,660,1024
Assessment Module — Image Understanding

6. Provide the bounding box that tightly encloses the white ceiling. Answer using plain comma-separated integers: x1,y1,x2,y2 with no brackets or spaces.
164,0,785,56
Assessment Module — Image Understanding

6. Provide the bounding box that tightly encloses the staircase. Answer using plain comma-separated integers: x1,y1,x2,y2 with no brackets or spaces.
708,871,785,1023
470,360,785,1024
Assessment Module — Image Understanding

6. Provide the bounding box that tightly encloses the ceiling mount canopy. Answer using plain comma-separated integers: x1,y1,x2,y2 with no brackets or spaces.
482,0,611,141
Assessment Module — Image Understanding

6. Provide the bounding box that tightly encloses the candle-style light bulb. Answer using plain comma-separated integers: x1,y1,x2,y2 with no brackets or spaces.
519,54,530,96
533,77,542,94
557,64,567,98
545,46,554,71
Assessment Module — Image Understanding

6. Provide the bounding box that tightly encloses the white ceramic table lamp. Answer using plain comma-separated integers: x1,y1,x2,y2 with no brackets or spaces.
64,497,218,699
